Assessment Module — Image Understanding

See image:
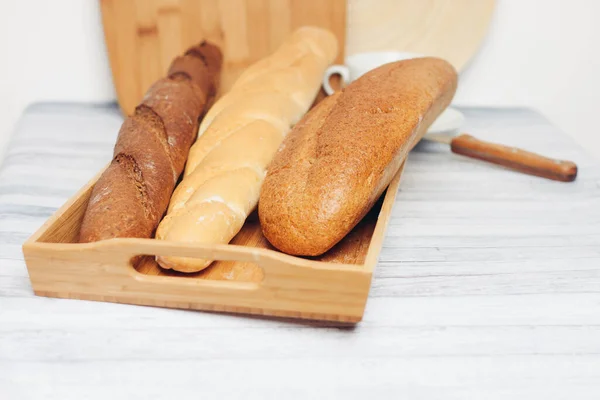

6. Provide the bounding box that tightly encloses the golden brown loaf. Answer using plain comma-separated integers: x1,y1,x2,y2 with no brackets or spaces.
155,27,338,273
79,41,222,243
259,57,458,256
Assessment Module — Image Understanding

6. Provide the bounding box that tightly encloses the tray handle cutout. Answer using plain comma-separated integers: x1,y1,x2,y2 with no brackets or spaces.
76,238,370,293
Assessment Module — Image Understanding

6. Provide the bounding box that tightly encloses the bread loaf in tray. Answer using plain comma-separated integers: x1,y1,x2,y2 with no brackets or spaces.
79,41,222,243
155,27,338,273
259,57,458,256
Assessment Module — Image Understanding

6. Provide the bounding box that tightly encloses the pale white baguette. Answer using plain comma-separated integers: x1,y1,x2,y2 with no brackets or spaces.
155,27,338,272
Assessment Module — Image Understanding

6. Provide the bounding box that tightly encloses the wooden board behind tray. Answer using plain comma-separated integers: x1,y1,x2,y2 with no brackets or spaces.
100,0,347,115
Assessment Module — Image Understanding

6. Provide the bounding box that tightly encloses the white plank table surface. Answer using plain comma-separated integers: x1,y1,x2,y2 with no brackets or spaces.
1,104,599,399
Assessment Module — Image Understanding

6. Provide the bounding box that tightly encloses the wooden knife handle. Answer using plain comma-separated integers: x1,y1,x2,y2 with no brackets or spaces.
450,134,578,182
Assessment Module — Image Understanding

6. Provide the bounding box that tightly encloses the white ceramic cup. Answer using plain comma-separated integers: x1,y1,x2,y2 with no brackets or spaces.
322,51,464,135
323,51,424,95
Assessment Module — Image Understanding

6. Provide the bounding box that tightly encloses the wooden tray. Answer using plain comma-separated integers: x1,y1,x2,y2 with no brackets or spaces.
22,164,404,323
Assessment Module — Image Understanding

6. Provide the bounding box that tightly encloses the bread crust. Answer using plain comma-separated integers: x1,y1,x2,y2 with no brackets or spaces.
79,42,222,243
259,57,458,256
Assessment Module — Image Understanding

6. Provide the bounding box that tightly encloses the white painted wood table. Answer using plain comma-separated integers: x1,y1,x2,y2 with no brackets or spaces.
1,104,599,399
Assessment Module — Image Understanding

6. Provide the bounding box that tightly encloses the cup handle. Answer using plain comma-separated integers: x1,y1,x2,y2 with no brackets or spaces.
322,64,350,95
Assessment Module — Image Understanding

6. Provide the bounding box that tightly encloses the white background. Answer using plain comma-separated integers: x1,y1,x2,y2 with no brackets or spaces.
0,0,599,160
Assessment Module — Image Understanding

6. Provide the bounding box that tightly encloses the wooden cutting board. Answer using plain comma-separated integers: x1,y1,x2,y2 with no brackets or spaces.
346,0,495,66
101,0,495,116
100,0,347,115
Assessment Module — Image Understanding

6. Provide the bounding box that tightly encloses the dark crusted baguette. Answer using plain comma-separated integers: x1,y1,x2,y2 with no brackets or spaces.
79,41,222,242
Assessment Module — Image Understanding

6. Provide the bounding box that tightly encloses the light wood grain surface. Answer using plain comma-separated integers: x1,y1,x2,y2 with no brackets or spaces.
346,0,495,68
100,0,494,115
1,104,600,399
101,0,347,114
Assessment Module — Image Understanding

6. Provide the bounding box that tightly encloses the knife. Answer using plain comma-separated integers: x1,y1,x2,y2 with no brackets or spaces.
423,133,578,182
